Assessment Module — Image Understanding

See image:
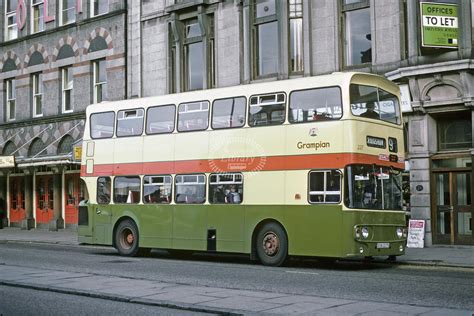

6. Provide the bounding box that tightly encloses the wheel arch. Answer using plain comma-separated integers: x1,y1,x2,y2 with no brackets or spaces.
250,218,288,260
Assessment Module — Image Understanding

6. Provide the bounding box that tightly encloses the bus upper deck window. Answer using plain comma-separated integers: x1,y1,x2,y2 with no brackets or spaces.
289,87,342,123
212,97,246,129
249,93,286,127
146,105,176,134
116,108,144,137
350,84,401,125
90,112,115,139
178,101,209,132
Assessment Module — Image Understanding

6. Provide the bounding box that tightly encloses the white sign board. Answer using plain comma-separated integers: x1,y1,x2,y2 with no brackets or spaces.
0,156,15,168
399,84,412,113
407,219,425,248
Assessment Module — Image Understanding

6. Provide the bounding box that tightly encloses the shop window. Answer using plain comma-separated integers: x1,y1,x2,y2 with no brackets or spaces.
177,101,209,132
60,0,76,25
114,176,141,204
212,97,246,129
93,59,107,103
437,114,472,151
289,0,303,74
175,174,206,204
249,92,286,127
146,105,176,134
309,170,341,203
116,108,144,137
90,111,115,139
289,87,342,123
252,0,279,78
32,73,43,117
97,177,111,204
31,0,45,34
342,0,371,66
62,67,73,113
5,0,18,40
143,175,172,204
209,173,243,204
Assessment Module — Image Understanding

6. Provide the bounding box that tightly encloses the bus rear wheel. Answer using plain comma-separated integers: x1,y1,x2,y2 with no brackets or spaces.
256,222,288,267
115,219,142,257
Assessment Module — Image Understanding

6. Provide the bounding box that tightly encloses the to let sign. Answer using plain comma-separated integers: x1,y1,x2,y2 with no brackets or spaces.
420,2,458,48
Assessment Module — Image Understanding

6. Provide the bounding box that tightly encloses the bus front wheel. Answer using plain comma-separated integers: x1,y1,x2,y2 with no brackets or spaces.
256,222,288,267
115,219,142,257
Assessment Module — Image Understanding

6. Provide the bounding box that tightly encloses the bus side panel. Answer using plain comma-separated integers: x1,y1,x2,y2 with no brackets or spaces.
93,203,114,245
172,204,208,250
208,205,245,253
113,137,144,175
137,204,173,249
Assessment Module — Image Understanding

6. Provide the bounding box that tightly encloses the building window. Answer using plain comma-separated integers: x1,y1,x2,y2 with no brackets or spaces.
209,173,243,204
62,67,73,113
6,79,16,121
93,60,107,103
437,112,472,151
5,0,18,40
342,0,371,66
91,0,108,17
184,19,204,91
253,0,279,78
31,0,45,33
309,170,341,203
288,0,303,74
114,176,141,204
60,0,76,25
97,177,111,204
32,73,43,117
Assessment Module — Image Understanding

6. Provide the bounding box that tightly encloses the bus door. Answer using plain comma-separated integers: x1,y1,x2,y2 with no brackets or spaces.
65,174,82,225
36,176,54,224
9,177,26,224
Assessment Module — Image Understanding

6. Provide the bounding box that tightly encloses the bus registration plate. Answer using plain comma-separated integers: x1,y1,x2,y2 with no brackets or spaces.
376,242,390,249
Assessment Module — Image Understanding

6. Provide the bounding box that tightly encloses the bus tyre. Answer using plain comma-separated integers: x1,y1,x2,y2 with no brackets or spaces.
115,219,141,257
256,222,288,267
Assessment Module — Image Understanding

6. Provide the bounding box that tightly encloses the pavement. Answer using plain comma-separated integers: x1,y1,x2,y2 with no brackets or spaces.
0,227,473,315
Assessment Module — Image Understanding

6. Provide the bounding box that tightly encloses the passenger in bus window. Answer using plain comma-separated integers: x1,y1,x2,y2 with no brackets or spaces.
360,102,379,119
362,184,377,208
225,185,241,204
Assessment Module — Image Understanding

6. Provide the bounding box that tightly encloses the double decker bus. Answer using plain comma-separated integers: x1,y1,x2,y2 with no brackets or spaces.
78,72,407,266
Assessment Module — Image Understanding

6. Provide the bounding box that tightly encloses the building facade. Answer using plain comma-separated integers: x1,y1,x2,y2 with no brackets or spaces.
127,0,473,246
1,0,472,246
0,0,126,229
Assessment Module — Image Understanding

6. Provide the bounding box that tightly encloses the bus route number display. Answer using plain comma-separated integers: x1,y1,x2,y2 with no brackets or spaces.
420,2,458,48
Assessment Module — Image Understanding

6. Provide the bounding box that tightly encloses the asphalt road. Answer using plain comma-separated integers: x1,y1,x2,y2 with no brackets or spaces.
0,285,211,316
0,242,472,311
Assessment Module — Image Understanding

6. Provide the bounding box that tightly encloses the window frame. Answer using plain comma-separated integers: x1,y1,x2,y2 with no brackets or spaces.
90,0,108,18
308,169,342,204
32,73,43,118
6,79,16,122
31,0,45,34
5,0,18,41
113,176,141,204
175,173,206,204
288,86,343,124
288,0,304,74
211,96,247,130
146,104,176,135
143,174,173,204
177,100,210,132
208,173,243,204
341,0,371,67
61,67,73,113
90,111,115,139
116,108,145,138
248,92,287,127
59,0,76,26
93,59,107,103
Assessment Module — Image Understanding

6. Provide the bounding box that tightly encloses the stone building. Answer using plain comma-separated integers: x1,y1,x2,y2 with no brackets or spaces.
0,0,126,229
127,0,472,246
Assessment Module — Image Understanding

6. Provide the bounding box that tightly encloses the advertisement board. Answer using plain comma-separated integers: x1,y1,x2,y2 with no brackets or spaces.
420,2,458,48
407,219,426,248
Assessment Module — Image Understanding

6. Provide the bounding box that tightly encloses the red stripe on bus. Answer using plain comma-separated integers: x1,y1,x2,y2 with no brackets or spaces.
81,153,404,177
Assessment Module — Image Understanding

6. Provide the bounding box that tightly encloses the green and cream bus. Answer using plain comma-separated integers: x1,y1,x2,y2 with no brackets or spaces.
78,72,407,266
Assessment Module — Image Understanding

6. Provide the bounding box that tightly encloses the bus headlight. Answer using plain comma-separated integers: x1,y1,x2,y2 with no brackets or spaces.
396,227,403,238
361,227,369,239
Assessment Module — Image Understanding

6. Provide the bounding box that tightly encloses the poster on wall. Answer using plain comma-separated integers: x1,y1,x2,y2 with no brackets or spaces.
407,219,426,248
420,2,458,48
